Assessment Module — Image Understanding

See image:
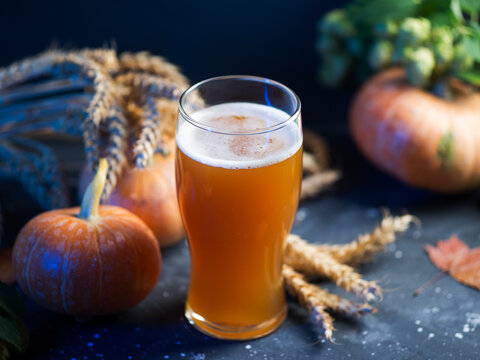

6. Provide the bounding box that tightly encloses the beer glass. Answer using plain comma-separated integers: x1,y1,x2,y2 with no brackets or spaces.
175,76,302,340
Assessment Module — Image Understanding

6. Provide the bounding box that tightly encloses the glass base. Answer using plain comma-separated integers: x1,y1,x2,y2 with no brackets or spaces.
185,304,287,340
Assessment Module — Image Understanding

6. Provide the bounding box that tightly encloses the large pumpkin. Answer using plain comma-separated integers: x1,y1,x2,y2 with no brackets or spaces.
13,159,161,317
350,68,480,193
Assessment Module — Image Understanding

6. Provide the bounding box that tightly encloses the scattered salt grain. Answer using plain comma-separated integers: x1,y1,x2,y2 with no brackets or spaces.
455,333,463,339
415,320,421,325
394,250,403,259
417,328,423,333
87,343,93,347
295,208,308,222
466,313,480,332
428,333,435,340
94,334,100,339
434,287,441,294
431,307,440,314
245,345,252,350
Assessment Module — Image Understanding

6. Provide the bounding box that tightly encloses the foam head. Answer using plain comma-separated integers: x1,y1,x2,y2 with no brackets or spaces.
176,102,302,169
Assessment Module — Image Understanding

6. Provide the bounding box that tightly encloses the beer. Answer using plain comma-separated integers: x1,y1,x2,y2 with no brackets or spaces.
176,102,302,339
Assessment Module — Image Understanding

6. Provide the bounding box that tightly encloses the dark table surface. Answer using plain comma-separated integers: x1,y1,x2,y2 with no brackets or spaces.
4,136,480,360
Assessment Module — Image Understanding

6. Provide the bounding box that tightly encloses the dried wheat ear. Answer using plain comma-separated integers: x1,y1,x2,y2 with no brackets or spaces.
0,49,190,206
284,214,417,341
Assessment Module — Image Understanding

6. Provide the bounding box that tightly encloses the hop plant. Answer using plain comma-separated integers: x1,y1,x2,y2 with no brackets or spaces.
368,40,394,69
316,0,480,92
397,17,431,46
315,34,340,54
406,47,436,87
319,9,355,38
373,21,398,39
318,53,352,87
451,42,474,72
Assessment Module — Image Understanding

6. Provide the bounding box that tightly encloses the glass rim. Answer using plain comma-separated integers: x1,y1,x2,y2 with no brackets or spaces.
178,75,301,136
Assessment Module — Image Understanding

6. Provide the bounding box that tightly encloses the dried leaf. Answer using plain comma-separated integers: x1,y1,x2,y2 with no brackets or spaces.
426,235,480,290
0,283,28,353
425,235,469,272
450,248,480,290
0,250,14,285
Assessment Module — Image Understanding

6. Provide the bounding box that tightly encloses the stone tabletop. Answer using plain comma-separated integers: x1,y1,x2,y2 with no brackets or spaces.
7,138,480,360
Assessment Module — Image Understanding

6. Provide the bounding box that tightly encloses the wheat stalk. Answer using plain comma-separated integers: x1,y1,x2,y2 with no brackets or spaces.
119,51,189,87
283,265,334,340
317,214,418,265
101,104,128,198
56,52,119,170
285,234,381,301
300,170,341,200
0,139,68,209
0,50,61,90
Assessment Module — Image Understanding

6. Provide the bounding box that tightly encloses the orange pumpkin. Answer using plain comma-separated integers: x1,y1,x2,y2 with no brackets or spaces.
106,143,185,247
13,159,161,317
350,68,480,193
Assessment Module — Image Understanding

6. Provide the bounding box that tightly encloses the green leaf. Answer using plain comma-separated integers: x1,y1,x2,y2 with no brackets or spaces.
429,10,460,26
347,0,420,25
420,0,452,16
0,284,25,319
0,285,28,354
451,0,465,21
462,36,480,61
460,0,480,14
0,310,28,353
456,69,480,85
0,343,9,360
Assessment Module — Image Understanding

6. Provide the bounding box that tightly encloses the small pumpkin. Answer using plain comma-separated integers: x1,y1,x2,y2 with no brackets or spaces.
13,159,161,317
106,141,184,247
350,68,480,193
79,141,184,247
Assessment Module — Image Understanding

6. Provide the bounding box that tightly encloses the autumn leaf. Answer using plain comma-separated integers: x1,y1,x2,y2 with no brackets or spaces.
0,249,15,285
425,235,469,272
426,235,480,290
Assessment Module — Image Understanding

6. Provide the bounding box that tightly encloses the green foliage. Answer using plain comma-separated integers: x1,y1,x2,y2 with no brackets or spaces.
318,53,352,87
369,41,394,69
0,284,29,357
373,21,399,39
457,69,480,84
316,0,480,91
406,47,436,86
398,17,432,45
346,0,420,25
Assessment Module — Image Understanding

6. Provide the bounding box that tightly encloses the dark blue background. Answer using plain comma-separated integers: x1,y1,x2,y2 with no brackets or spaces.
0,0,351,135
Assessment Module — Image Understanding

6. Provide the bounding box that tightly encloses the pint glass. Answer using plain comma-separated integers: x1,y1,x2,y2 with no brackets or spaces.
175,76,302,340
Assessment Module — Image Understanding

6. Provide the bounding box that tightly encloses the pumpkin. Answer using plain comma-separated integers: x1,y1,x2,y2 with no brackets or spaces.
13,159,161,318
349,68,480,193
106,141,185,247
79,141,184,248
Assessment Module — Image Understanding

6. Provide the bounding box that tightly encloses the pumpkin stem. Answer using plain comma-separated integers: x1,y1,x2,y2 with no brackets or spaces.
79,158,108,220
